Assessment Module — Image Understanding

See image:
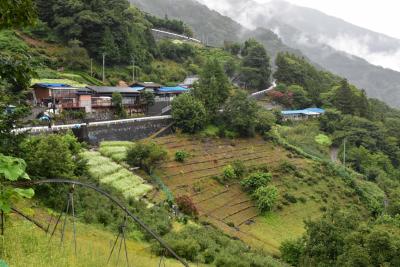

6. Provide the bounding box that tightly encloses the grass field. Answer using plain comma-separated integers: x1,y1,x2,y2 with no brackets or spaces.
2,213,188,267
278,121,331,161
81,151,152,200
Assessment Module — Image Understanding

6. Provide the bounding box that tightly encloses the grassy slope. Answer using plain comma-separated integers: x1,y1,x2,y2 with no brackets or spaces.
3,214,187,267
99,135,368,256
277,121,331,161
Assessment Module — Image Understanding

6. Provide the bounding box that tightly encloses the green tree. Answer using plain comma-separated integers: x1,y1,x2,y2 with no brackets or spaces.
222,90,258,137
280,239,304,267
255,109,276,134
112,92,127,119
19,134,84,180
140,91,155,107
0,0,37,29
240,39,271,90
333,79,355,115
171,94,207,133
241,172,272,193
253,185,278,212
192,59,230,117
126,142,167,174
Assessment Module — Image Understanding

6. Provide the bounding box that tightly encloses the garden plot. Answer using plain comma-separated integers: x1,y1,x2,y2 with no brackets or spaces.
98,141,134,163
81,151,152,199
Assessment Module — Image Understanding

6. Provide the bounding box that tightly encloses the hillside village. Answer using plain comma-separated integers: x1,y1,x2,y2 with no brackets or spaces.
2,1,400,267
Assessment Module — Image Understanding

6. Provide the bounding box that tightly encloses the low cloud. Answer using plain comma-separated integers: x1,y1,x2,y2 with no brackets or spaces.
318,34,400,71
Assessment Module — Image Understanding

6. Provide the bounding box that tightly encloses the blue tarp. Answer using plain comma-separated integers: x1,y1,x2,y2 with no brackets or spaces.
282,108,325,116
36,83,72,88
157,86,188,93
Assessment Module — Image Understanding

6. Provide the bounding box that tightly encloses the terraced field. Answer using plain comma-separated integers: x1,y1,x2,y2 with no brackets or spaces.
96,135,367,255
153,135,367,255
81,151,152,200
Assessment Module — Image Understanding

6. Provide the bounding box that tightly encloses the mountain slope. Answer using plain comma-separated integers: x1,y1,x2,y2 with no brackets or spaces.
195,0,400,107
129,0,301,59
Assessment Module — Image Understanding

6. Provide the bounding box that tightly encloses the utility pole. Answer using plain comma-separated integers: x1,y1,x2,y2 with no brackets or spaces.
132,57,135,83
102,53,105,83
343,138,347,167
90,59,93,77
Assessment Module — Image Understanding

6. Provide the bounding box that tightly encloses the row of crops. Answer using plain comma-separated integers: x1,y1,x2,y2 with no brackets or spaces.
81,150,152,199
98,141,133,163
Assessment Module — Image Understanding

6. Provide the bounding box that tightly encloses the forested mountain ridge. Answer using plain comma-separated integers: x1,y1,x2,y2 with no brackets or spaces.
128,0,302,60
139,0,400,108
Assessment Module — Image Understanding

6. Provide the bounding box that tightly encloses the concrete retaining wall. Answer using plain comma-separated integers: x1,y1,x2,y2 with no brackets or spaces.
15,115,173,144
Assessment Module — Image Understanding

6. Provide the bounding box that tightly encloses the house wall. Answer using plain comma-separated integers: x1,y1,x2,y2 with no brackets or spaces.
33,88,50,103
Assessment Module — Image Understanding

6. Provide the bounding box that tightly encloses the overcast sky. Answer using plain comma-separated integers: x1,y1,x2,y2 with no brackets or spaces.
254,0,400,39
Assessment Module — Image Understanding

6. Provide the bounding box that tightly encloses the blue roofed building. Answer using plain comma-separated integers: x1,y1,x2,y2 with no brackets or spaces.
281,108,325,121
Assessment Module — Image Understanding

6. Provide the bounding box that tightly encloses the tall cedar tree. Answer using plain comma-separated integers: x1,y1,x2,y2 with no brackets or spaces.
240,39,271,90
333,79,355,115
193,59,230,117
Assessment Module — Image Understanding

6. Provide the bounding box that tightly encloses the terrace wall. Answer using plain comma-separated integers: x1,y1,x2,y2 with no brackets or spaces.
16,115,173,145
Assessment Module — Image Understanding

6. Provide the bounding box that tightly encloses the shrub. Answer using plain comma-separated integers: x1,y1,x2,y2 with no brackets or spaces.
176,195,198,217
172,94,208,133
241,172,272,193
253,186,278,212
231,160,247,179
255,109,276,134
280,239,304,266
175,150,189,162
283,193,297,204
200,125,220,138
126,142,167,174
279,161,297,173
222,165,236,181
20,133,84,179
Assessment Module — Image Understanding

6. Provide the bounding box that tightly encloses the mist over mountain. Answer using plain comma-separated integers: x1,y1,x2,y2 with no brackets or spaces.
198,0,400,72
194,0,400,107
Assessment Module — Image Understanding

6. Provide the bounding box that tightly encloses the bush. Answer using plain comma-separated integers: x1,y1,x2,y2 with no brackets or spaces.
231,160,247,179
253,186,278,212
283,193,297,204
222,165,237,181
126,142,167,174
175,150,189,162
279,161,297,173
172,94,208,133
176,195,198,217
280,239,304,266
20,133,85,179
241,172,272,193
200,125,220,138
255,109,276,134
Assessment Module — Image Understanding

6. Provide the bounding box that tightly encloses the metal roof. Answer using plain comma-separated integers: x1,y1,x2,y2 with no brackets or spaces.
158,86,188,93
34,83,72,88
129,82,162,88
87,86,142,94
281,108,325,116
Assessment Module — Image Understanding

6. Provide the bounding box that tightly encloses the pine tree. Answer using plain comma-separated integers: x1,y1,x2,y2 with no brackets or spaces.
192,59,230,118
334,79,355,115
